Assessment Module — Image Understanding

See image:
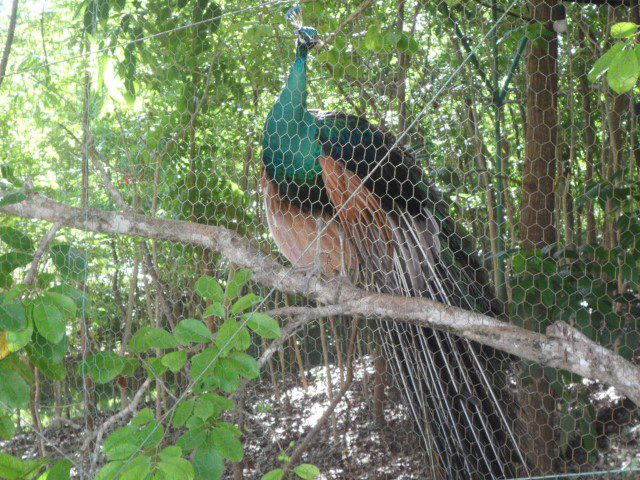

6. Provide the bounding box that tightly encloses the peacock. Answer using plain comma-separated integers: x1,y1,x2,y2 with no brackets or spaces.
261,7,529,479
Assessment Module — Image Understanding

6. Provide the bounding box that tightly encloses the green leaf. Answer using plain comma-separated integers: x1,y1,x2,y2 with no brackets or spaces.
22,458,50,479
195,276,224,302
190,345,220,380
142,357,168,377
121,356,139,376
0,227,33,252
0,411,16,440
293,464,320,479
215,319,244,354
38,459,72,480
210,426,243,462
607,47,639,93
193,446,224,480
130,326,179,353
611,22,638,39
194,396,216,421
50,244,87,281
177,426,207,452
0,453,24,479
6,318,32,352
136,421,164,449
216,421,242,438
26,334,65,379
261,470,284,480
132,407,154,426
31,298,65,344
231,294,262,314
0,302,26,331
226,351,260,379
0,191,27,207
120,455,151,480
95,461,124,480
175,319,212,344
28,353,66,381
43,293,76,320
204,302,225,318
173,399,195,427
207,393,234,414
29,332,67,364
48,285,91,309
0,252,33,274
159,446,182,461
82,351,125,384
234,326,251,351
213,362,240,393
225,269,252,301
105,422,164,462
243,313,281,339
588,42,624,82
162,350,187,373
158,456,195,480
0,360,29,408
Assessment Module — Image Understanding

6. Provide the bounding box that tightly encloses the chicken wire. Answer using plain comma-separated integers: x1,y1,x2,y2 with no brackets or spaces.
0,1,639,479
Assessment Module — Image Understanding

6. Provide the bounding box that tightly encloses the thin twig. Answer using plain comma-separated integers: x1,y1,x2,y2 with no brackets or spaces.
86,378,152,477
24,221,63,286
83,139,177,327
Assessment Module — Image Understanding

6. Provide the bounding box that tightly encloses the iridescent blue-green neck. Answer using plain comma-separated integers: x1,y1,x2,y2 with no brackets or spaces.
262,45,323,184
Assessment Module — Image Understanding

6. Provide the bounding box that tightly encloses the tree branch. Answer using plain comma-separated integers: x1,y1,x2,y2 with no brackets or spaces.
84,378,152,477
0,0,19,89
2,191,639,405
24,221,63,286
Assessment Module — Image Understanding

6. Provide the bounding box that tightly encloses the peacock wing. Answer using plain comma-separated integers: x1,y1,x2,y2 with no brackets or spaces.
261,170,358,276
318,155,398,288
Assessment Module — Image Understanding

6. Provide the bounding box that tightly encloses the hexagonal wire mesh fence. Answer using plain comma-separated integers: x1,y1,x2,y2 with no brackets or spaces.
0,0,639,479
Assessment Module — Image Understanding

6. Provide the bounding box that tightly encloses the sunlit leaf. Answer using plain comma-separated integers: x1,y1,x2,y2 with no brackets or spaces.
607,47,640,93
243,313,281,339
611,22,638,39
31,298,65,344
175,319,212,344
293,464,320,479
195,276,224,302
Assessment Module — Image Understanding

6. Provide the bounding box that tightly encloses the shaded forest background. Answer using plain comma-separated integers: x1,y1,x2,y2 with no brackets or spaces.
0,0,639,478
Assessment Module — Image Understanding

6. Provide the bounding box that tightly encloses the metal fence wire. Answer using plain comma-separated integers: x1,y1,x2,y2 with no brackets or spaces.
0,0,639,479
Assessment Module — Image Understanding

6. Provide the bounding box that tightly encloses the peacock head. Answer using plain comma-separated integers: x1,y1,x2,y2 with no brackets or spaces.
286,6,319,53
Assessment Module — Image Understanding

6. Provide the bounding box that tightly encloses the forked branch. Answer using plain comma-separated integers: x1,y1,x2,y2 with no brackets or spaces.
1,191,639,405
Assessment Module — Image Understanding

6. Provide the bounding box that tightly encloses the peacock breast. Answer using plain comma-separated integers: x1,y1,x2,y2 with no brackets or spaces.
262,111,324,186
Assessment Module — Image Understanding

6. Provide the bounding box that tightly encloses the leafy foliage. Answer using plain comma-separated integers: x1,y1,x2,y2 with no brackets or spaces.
589,22,640,93
0,0,638,476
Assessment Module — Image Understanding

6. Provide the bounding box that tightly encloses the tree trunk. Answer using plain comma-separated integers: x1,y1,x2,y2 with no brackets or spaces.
519,0,560,474
521,0,558,251
580,72,598,245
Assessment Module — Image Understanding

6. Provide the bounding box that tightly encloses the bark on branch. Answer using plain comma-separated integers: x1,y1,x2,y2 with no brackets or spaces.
2,191,639,405
0,0,19,89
